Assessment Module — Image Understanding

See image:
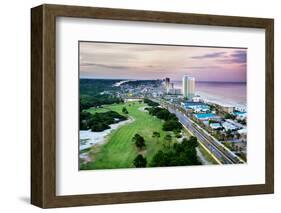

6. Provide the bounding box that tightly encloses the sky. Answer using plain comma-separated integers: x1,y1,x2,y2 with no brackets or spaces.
79,42,247,82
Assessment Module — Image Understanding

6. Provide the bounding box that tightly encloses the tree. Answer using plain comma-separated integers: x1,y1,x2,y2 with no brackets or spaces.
164,134,172,147
150,151,169,167
132,133,143,142
147,107,177,121
143,98,159,107
135,139,146,150
84,110,127,132
236,133,241,140
152,131,160,143
79,79,123,110
162,120,182,131
90,122,110,132
208,119,217,124
132,134,146,150
226,129,232,135
150,136,200,167
231,142,235,150
175,132,182,138
185,136,198,149
209,105,215,111
122,107,128,114
225,113,236,120
225,130,233,140
133,154,147,168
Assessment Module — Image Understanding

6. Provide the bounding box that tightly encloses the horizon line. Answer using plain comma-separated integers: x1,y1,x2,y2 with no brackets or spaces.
80,77,246,84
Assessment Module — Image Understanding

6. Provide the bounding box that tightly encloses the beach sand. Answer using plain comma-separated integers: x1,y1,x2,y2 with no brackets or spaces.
79,117,134,151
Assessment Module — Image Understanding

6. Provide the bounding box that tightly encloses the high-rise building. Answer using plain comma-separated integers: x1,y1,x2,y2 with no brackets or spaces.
165,77,170,89
166,82,175,94
182,75,195,99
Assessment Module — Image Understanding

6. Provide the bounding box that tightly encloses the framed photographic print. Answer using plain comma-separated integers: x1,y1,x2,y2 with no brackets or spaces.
31,4,274,208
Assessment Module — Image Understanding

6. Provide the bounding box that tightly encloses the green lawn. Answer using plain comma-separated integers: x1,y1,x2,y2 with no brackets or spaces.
83,102,178,169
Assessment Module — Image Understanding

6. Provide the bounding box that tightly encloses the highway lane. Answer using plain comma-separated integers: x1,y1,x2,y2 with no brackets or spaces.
150,98,244,164
169,107,235,164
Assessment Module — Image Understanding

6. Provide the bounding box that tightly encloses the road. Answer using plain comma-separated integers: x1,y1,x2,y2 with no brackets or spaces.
169,107,243,164
151,98,244,164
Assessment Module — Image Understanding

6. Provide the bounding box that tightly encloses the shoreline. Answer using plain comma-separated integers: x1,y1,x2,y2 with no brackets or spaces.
198,92,247,110
172,81,246,109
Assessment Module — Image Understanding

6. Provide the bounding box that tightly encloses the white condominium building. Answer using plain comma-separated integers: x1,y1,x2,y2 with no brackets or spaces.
182,75,195,99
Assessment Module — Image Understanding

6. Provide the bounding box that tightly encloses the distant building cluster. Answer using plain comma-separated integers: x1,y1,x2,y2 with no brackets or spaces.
164,77,181,95
119,80,164,99
164,75,196,97
162,76,246,147
180,99,247,146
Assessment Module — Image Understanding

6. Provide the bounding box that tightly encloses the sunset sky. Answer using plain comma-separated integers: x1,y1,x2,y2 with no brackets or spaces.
79,42,247,82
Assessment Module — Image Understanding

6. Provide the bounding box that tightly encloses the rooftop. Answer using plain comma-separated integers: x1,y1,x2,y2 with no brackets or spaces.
210,123,222,129
234,111,247,116
222,121,238,131
194,113,217,120
181,102,210,109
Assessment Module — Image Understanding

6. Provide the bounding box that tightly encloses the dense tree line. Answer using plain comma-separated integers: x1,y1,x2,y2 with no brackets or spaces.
146,107,182,132
143,98,159,107
80,94,123,111
150,136,201,167
80,79,123,111
146,107,176,121
80,79,120,95
80,111,127,132
162,120,182,132
123,80,162,88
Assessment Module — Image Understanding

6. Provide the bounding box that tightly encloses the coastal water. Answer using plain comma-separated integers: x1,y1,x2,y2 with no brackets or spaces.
173,81,246,108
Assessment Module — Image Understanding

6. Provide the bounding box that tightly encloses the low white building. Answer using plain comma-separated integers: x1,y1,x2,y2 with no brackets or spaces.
237,128,247,135
222,121,238,131
210,123,222,130
235,106,247,112
221,105,235,113
167,88,181,95
192,96,201,102
235,112,247,120
237,128,247,140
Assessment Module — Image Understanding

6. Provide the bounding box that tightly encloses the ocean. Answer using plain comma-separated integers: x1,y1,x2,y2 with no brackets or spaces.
173,81,247,108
